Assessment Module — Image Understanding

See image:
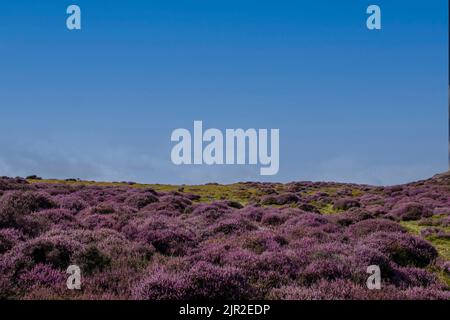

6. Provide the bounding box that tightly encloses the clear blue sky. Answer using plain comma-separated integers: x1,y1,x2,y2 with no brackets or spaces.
0,1,448,185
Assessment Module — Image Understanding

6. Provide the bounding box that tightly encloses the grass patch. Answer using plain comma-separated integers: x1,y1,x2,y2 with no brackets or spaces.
401,221,450,261
27,179,259,205
399,221,423,235
317,203,340,215
426,237,450,261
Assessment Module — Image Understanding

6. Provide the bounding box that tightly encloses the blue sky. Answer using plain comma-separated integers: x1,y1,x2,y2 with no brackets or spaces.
0,1,448,185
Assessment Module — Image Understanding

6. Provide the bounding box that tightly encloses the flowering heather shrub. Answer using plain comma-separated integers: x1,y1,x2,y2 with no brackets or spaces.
360,232,437,268
239,206,265,222
393,267,441,288
32,209,78,229
124,216,197,256
281,214,341,242
73,245,112,275
140,194,191,214
268,280,370,300
261,193,300,206
333,198,360,211
420,228,450,239
332,209,373,227
365,204,387,216
1,173,450,299
0,177,29,195
285,213,329,229
402,287,450,300
261,209,290,226
241,230,288,254
0,228,25,254
187,261,251,300
433,207,450,215
190,202,234,221
346,219,406,238
301,257,352,285
90,203,117,215
80,214,120,231
18,263,66,291
359,194,384,206
388,202,433,221
132,268,189,300
383,185,404,196
0,191,56,230
221,249,306,295
81,266,138,299
349,245,395,282
296,202,320,213
124,192,158,209
16,233,83,270
89,202,136,216
207,216,257,236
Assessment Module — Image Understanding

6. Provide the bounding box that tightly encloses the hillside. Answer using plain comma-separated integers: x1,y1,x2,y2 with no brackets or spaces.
0,173,449,299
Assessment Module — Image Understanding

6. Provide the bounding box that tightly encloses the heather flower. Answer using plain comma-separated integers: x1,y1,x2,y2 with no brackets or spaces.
140,195,192,214
0,228,25,254
402,287,450,300
187,261,251,300
261,210,290,226
241,230,288,254
364,204,387,216
331,209,372,227
346,219,405,238
190,202,233,221
393,267,441,288
238,206,265,222
1,173,449,300
333,198,360,211
84,266,139,298
124,192,158,209
32,209,79,231
349,245,395,283
124,216,197,256
18,263,66,291
54,194,88,213
73,245,112,275
268,280,369,300
132,268,189,300
433,207,450,215
282,214,340,242
420,228,450,240
388,202,433,221
20,234,83,269
0,191,56,229
207,216,257,236
359,232,438,267
80,214,119,230
261,193,300,206
296,202,320,213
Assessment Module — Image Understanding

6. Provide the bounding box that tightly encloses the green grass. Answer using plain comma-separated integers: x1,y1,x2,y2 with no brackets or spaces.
400,220,450,261
427,237,450,261
318,203,339,215
399,221,424,235
27,179,263,205
436,268,450,287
